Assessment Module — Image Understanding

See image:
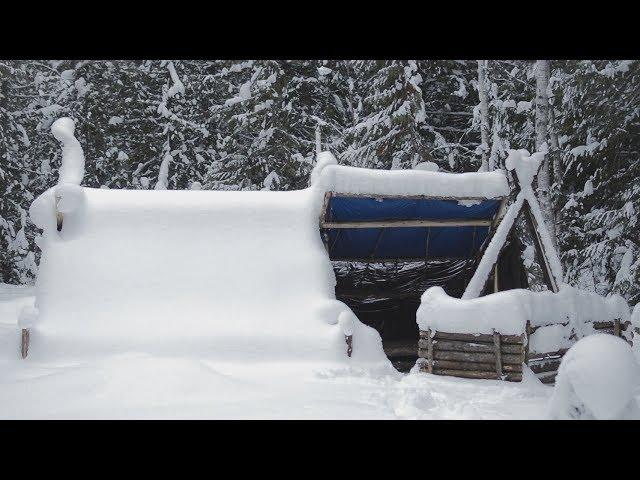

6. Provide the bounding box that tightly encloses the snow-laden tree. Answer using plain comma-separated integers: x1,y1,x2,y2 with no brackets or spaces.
555,60,640,305
204,60,347,191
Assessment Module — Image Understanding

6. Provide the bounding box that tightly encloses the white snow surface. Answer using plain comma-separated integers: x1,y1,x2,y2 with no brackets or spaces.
548,334,640,419
28,185,386,364
315,163,509,198
51,117,85,185
0,286,554,419
418,286,629,336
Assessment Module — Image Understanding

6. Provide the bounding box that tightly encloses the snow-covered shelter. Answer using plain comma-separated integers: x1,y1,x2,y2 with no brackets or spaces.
23,118,632,383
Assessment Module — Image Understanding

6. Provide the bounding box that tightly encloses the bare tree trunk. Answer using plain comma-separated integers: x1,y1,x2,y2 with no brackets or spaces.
534,59,557,245
548,103,562,244
315,123,322,156
477,60,491,170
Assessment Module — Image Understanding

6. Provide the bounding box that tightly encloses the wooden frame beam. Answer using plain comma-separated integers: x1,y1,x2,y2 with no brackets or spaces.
324,191,505,202
321,219,492,229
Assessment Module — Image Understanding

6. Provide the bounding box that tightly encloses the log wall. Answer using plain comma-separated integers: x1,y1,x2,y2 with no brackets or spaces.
418,329,526,382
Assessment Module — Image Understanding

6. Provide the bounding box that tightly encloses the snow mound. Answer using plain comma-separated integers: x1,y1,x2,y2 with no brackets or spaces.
417,286,528,335
316,164,509,199
29,186,387,364
548,334,640,419
413,161,439,172
417,286,629,336
18,306,38,329
51,117,85,185
310,151,338,186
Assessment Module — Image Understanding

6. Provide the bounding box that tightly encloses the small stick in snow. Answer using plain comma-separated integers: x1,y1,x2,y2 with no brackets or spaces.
21,328,30,359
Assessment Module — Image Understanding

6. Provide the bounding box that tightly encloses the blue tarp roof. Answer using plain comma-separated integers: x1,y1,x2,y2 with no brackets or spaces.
324,196,502,260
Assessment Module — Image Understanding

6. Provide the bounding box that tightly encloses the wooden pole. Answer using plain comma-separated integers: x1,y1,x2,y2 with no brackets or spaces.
322,219,492,229
345,334,353,357
21,328,30,359
426,329,434,373
493,330,502,377
522,201,559,292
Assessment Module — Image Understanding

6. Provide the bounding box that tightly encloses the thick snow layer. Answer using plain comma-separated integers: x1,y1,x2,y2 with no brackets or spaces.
18,306,39,329
29,185,387,364
417,285,629,336
310,151,338,186
315,163,509,199
0,284,34,326
548,335,640,419
417,286,528,335
0,294,552,419
51,117,84,185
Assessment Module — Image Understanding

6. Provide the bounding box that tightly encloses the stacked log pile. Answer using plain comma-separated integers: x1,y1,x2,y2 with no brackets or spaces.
418,329,525,382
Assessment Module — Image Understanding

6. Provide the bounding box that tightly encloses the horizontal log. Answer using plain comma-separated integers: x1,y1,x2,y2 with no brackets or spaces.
419,338,522,354
528,348,569,361
593,321,614,329
529,319,629,334
433,359,522,373
420,330,524,345
427,368,522,382
539,373,558,384
384,344,418,358
528,361,560,374
327,192,505,202
433,350,522,365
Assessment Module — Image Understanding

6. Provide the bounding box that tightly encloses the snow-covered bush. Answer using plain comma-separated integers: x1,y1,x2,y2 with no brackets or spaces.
548,334,640,419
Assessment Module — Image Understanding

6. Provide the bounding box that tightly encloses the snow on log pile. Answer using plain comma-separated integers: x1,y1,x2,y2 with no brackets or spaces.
27,120,386,364
416,286,631,383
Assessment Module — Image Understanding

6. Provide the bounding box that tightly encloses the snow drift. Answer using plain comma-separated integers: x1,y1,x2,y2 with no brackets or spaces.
548,334,640,419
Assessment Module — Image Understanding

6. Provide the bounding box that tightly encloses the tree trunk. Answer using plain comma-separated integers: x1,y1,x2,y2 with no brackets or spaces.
534,59,557,245
477,60,491,170
548,103,562,245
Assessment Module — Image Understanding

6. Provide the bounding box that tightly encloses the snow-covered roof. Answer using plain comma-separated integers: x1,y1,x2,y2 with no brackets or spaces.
30,185,387,363
315,162,510,199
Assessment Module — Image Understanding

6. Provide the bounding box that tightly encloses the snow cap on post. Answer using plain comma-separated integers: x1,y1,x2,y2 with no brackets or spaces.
505,149,545,187
310,151,338,186
18,306,39,329
51,117,85,185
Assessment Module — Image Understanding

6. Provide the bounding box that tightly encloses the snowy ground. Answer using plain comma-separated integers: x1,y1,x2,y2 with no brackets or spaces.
0,284,552,419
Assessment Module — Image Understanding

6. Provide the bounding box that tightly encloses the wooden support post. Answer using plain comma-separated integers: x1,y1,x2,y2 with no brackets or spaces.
493,330,502,377
522,201,559,293
524,321,531,364
345,335,353,357
55,196,63,232
493,263,499,293
21,328,30,359
426,328,434,373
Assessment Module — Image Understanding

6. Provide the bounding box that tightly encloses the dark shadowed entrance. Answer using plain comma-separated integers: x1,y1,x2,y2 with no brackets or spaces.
320,192,527,372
